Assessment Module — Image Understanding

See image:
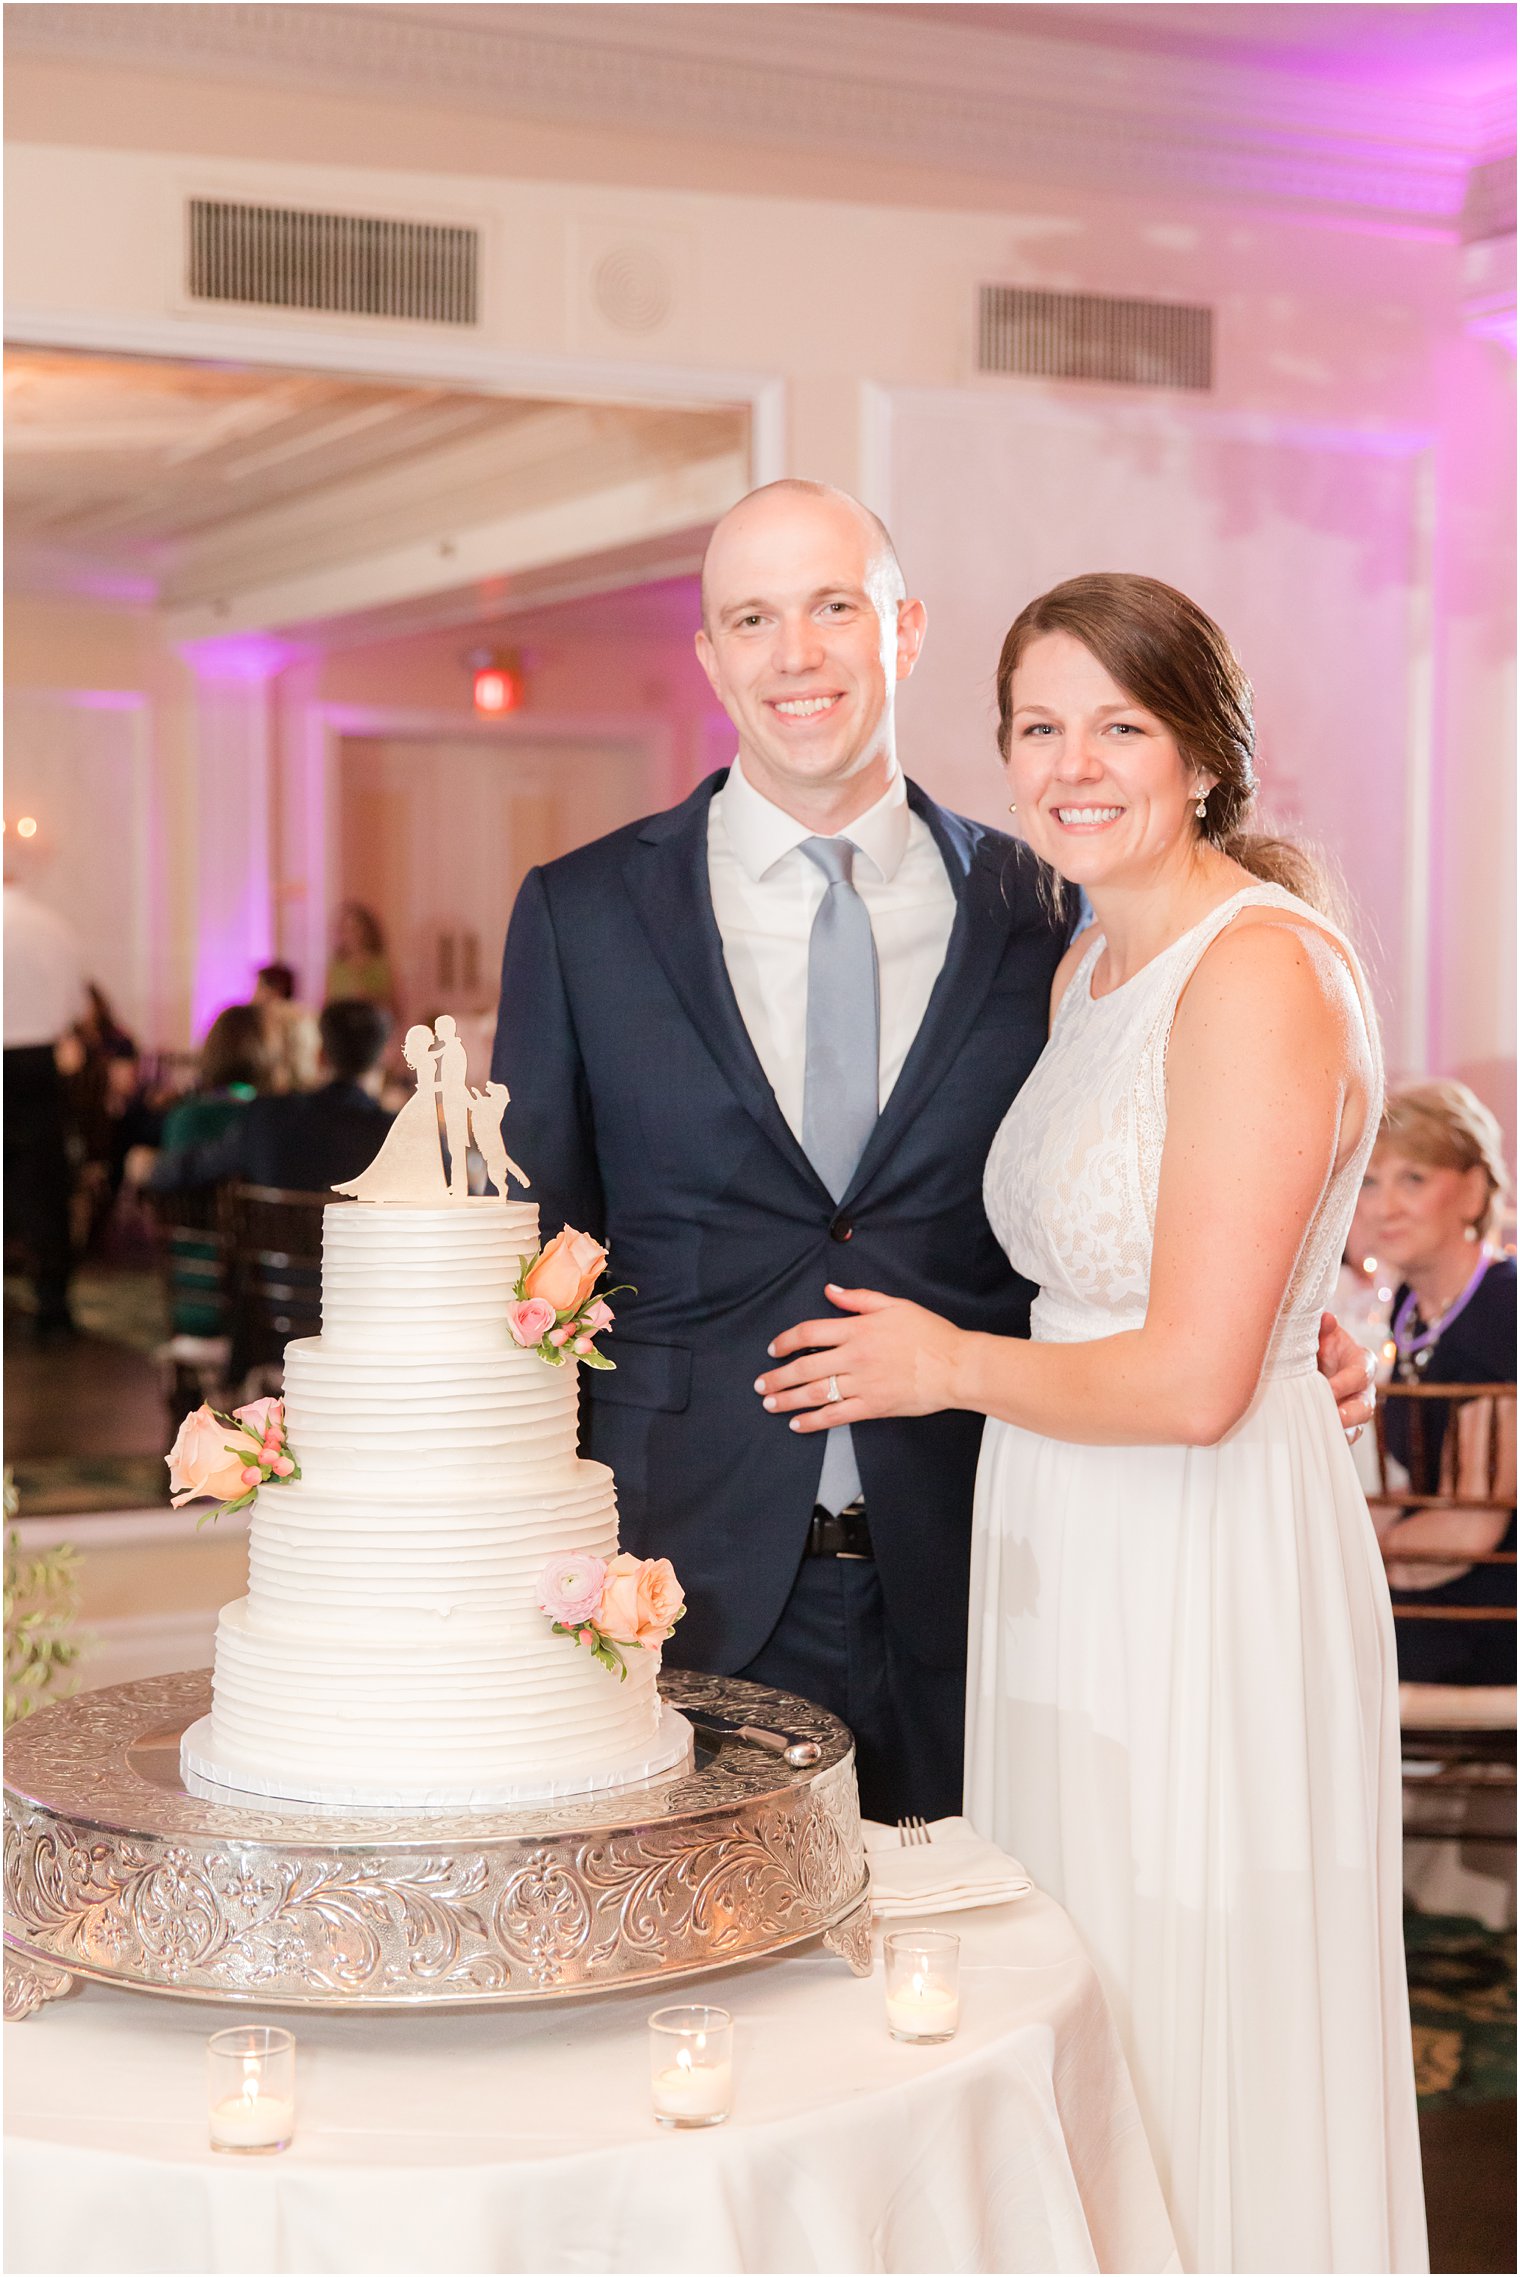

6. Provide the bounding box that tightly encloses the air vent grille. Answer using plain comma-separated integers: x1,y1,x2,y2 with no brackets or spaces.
978,286,1212,391
188,199,479,325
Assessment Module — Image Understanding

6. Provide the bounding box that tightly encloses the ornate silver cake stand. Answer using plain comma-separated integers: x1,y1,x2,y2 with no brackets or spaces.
4,1669,870,2021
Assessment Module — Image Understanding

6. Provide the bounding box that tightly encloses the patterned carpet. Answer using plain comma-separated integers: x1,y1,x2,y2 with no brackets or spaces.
1406,1910,1516,2107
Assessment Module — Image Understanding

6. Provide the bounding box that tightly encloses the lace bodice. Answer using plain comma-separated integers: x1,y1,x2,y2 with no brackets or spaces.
984,884,1384,1376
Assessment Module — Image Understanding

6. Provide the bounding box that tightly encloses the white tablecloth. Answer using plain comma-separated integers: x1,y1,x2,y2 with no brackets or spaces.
5,1892,1179,2275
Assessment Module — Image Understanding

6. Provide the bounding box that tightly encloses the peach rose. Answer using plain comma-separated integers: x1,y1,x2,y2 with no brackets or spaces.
596,1552,685,1647
633,1557,685,1644
524,1227,607,1316
166,1404,251,1510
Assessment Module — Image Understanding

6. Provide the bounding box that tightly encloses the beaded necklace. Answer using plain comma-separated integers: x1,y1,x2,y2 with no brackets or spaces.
1391,1250,1491,1374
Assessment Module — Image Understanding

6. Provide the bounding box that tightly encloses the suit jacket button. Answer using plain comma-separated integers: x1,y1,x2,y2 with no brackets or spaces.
829,1215,854,1242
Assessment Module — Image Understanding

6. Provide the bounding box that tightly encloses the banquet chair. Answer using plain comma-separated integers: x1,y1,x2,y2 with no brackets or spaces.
224,1184,336,1399
144,1184,232,1436
1369,1380,1517,1850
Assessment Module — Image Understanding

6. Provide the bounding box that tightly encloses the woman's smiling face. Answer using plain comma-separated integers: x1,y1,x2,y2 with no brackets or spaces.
1003,630,1211,892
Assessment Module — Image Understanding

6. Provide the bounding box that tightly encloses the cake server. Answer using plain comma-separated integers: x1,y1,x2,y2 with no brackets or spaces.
683,1713,822,1769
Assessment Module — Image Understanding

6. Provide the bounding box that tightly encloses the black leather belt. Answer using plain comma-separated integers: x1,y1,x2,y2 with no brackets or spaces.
806,1502,873,1559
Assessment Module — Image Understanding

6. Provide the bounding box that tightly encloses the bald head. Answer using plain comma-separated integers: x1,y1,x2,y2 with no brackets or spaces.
692,476,926,830
700,481,905,631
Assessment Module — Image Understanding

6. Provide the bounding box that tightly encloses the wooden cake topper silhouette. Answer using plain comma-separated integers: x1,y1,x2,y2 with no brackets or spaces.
333,1018,531,1205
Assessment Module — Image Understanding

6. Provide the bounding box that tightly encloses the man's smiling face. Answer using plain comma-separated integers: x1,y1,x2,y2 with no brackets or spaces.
695,487,925,813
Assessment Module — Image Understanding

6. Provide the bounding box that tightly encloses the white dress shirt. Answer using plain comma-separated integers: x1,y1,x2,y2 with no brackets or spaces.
3,885,85,1050
706,759,957,1142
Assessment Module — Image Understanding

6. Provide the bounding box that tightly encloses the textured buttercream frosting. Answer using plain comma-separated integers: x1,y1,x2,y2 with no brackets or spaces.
186,1199,691,1806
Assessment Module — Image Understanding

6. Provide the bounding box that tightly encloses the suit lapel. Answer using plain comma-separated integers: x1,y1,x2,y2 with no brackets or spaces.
622,775,828,1197
843,787,1013,1202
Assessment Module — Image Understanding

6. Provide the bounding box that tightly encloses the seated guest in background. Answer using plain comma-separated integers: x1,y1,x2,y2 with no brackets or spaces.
326,902,397,1023
1359,1079,1516,1685
137,1004,270,1195
64,981,142,1250
150,1000,393,1195
3,870,85,1338
254,962,321,1094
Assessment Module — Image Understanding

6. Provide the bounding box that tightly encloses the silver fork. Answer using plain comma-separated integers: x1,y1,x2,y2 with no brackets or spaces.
896,1815,932,1846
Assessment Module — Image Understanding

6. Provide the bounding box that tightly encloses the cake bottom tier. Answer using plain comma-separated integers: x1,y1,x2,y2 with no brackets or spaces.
182,1598,693,1807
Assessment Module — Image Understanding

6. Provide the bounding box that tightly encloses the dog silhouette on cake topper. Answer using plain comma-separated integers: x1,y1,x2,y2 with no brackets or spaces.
333,1017,531,1205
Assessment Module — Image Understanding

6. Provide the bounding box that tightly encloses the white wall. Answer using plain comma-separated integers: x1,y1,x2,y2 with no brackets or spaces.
4,136,1512,1129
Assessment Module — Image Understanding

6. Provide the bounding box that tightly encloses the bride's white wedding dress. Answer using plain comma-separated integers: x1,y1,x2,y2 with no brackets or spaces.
966,884,1427,2274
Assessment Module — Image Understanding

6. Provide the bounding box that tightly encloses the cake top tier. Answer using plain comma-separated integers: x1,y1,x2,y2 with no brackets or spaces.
321,1199,541,1351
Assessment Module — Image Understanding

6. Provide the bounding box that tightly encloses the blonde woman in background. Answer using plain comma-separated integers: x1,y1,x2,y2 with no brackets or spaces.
326,902,398,1024
1359,1080,1515,1684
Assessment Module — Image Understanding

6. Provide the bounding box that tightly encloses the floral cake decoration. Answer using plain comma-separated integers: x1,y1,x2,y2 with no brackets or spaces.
166,1398,301,1527
508,1227,630,1370
536,1549,685,1680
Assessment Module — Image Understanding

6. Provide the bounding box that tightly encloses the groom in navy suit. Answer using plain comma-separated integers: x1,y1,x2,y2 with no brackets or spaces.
493,481,1059,1820
493,482,1372,1820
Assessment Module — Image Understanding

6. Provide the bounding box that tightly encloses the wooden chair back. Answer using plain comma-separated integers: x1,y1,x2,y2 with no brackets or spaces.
143,1183,230,1339
1368,1380,1517,1619
1370,1380,1516,1847
225,1184,338,1380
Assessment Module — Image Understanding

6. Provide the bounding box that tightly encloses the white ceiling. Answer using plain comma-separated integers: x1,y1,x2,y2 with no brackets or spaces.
3,349,747,625
4,353,552,579
7,2,1513,229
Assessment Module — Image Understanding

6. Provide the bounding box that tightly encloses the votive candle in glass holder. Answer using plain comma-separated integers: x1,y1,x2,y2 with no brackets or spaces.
648,2004,733,2128
883,1929,961,2043
207,2025,296,2153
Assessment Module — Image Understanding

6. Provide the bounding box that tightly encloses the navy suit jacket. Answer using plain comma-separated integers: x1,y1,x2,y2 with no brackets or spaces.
493,771,1066,1675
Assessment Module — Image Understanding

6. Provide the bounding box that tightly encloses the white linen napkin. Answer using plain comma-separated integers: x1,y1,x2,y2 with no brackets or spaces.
862,1815,1032,1919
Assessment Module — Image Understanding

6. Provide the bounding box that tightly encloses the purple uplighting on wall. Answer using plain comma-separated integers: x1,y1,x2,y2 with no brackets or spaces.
178,632,307,683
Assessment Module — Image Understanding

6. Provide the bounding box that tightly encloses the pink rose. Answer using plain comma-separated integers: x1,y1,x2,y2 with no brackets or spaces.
508,1297,557,1349
525,1228,607,1316
233,1397,284,1443
584,1301,614,1333
166,1405,251,1509
537,1550,608,1627
596,1554,686,1647
548,1327,571,1348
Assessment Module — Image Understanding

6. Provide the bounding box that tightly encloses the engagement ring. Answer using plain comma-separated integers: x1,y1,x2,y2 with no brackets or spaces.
825,1375,842,1404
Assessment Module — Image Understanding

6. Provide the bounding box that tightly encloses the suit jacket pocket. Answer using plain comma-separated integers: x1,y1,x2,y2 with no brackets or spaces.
584,1339,692,1414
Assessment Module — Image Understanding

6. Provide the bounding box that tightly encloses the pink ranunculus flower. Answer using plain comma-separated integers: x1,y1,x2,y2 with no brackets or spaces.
508,1297,557,1349
166,1404,251,1510
233,1396,284,1443
525,1227,607,1316
583,1300,614,1333
537,1550,608,1628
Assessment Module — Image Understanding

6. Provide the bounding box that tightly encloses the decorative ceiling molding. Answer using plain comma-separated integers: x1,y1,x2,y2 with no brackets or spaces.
7,1,1510,230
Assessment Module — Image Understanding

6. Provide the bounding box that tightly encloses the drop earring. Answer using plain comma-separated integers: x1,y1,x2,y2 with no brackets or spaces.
1195,792,1208,819
1464,1221,1480,1243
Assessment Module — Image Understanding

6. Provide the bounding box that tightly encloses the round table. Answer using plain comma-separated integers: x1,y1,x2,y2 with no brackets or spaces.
5,1893,1179,2274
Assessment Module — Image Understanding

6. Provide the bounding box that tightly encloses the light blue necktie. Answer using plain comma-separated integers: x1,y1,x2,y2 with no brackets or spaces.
798,836,880,1515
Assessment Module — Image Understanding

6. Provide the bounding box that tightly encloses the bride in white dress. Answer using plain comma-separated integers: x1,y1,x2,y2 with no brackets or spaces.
757,575,1426,2273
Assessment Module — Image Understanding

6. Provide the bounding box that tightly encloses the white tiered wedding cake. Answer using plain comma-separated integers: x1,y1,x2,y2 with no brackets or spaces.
177,1024,692,1808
